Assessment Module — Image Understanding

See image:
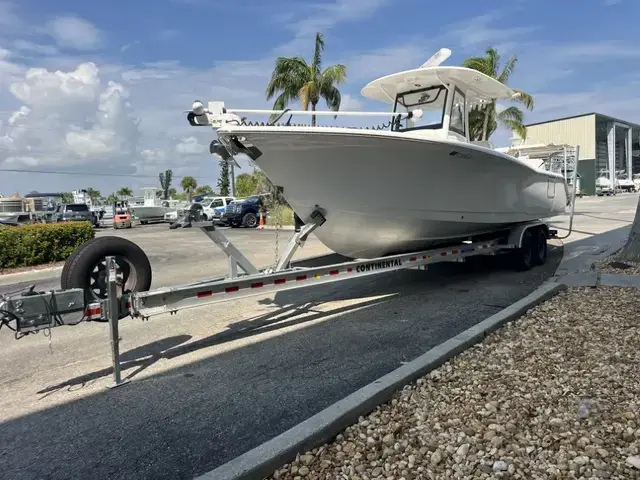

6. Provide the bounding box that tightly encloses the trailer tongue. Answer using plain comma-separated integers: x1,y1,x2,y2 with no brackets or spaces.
0,207,558,388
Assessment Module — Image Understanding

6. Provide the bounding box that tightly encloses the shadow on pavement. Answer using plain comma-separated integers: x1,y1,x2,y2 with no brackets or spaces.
0,236,577,480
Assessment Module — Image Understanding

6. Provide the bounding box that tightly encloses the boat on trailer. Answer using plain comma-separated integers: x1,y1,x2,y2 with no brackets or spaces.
185,48,568,259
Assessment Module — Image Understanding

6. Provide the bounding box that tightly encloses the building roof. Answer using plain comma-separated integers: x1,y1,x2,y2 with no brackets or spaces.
526,112,640,129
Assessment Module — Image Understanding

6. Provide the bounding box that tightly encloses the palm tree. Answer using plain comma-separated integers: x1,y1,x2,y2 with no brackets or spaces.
117,187,132,199
266,32,347,126
180,176,197,202
462,47,534,141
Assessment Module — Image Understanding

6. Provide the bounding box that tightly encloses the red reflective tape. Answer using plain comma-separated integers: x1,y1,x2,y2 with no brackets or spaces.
251,282,264,288
225,286,239,293
197,290,213,298
347,268,353,272
296,275,307,281
329,270,339,276
274,278,286,285
440,252,447,256
451,250,458,254
409,256,417,262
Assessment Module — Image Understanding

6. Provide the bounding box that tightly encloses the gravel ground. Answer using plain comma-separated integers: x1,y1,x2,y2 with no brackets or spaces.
268,286,640,480
598,254,640,276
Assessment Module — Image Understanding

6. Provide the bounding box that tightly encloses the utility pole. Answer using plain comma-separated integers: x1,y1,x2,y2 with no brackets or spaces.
230,161,236,197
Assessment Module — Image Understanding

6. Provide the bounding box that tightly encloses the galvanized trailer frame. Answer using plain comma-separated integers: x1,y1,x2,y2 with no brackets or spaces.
0,209,557,388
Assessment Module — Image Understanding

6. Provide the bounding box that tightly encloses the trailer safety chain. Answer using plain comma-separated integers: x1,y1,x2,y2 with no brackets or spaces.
272,203,281,270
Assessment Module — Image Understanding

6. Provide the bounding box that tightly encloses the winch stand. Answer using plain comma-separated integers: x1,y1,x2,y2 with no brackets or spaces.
101,211,327,384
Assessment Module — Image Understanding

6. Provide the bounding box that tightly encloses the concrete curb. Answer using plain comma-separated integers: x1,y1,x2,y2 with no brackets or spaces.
0,265,63,286
258,225,295,230
197,281,567,480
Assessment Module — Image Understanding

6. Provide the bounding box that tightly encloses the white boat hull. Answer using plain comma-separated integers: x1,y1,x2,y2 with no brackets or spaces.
218,128,568,258
130,206,172,221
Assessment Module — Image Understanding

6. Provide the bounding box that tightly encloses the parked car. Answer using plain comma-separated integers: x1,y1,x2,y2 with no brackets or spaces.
52,203,97,226
221,195,265,228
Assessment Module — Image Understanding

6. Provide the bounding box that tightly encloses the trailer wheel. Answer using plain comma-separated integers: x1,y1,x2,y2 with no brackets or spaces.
513,229,535,271
61,236,152,308
532,228,548,266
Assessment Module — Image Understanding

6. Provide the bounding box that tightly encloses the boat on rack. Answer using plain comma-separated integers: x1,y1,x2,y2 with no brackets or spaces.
185,48,569,259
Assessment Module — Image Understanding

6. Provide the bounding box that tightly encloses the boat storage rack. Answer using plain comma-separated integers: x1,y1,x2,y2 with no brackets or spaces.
0,210,556,388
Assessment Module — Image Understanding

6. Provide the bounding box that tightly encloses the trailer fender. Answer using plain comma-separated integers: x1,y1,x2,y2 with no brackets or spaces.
507,221,548,249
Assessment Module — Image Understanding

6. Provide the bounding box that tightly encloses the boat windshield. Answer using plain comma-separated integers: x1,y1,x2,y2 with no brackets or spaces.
391,86,447,132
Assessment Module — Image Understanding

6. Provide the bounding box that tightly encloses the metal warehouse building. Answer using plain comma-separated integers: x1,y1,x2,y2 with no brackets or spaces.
517,113,640,196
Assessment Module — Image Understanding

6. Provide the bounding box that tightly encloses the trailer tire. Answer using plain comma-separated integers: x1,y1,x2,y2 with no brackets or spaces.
61,237,102,290
513,229,535,271
61,236,152,309
532,228,548,266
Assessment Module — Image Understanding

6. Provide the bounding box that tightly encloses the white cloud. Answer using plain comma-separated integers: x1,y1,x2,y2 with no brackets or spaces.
337,41,428,84
274,0,392,56
289,0,389,38
11,39,59,56
0,48,25,86
442,12,538,52
550,40,640,61
176,136,208,155
46,16,103,51
340,93,364,111
1,62,141,167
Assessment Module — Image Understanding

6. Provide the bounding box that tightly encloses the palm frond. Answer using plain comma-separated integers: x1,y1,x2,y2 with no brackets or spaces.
498,106,527,138
498,55,517,84
312,32,325,77
497,105,524,124
462,57,493,77
265,56,309,99
509,88,534,110
323,86,341,118
484,46,500,77
501,119,527,140
320,64,347,87
268,91,298,123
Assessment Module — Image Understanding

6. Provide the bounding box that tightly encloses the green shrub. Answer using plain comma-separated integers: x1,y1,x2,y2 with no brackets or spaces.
267,203,294,226
0,222,95,269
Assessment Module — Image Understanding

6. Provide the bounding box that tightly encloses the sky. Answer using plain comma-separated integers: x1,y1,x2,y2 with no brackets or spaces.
0,0,639,198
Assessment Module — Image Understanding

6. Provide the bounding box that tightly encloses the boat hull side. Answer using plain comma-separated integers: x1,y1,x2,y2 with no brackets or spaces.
218,130,568,258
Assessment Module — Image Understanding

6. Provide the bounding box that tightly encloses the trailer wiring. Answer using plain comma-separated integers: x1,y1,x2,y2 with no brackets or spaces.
0,288,87,339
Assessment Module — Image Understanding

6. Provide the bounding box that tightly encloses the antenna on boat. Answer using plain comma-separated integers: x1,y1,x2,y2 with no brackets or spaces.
419,48,452,68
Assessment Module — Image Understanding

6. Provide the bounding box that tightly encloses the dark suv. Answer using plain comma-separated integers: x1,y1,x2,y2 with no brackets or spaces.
53,203,97,226
221,195,265,228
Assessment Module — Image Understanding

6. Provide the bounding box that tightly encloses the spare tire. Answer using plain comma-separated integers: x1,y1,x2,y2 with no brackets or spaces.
61,236,152,309
61,237,102,289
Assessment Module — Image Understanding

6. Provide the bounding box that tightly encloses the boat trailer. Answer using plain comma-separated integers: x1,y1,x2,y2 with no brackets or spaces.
0,210,558,389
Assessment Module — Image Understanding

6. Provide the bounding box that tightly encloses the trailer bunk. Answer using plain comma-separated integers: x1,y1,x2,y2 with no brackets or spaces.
1,207,561,388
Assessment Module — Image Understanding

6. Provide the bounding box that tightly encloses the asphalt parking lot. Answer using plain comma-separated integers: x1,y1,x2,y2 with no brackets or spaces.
0,194,637,480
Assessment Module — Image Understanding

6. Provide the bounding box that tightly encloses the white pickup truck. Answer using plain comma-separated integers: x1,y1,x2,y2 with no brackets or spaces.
164,197,236,223
201,196,235,221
